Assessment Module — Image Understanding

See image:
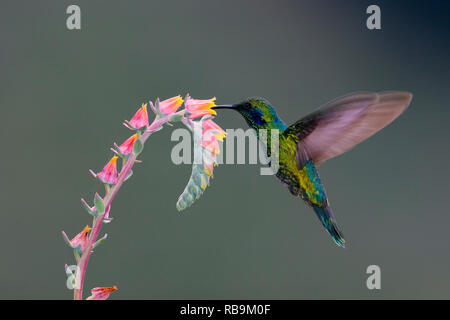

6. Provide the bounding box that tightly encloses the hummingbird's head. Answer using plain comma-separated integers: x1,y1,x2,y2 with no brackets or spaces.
213,97,280,130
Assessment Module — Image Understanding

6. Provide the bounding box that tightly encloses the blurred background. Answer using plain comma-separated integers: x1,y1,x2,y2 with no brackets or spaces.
0,0,449,299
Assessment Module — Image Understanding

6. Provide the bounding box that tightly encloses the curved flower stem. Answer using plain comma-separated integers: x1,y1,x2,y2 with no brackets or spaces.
73,116,167,300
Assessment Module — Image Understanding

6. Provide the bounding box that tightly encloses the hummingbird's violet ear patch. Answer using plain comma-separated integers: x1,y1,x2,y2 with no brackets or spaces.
86,286,118,300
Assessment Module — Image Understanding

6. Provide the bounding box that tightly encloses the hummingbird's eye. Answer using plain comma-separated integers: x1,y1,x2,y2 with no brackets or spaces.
244,102,252,109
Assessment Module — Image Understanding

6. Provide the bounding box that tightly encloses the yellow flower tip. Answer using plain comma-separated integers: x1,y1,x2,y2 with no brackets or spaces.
137,103,148,115
200,175,208,190
206,97,216,108
83,225,92,233
112,286,118,291
159,95,185,115
185,96,218,119
217,132,226,139
172,95,184,107
203,164,213,176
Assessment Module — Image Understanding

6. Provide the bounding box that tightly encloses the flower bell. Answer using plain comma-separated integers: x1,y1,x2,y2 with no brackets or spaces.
176,117,226,211
202,131,221,155
91,156,118,185
159,95,184,115
185,95,217,119
202,156,215,177
118,134,139,156
125,103,149,129
86,286,118,300
202,119,226,141
69,225,91,251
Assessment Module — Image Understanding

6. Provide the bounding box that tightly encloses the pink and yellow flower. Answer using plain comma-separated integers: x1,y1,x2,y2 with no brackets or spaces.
185,95,217,119
118,134,139,155
70,225,91,251
199,119,226,176
202,131,221,155
96,156,118,185
203,158,215,176
202,119,226,141
86,286,118,300
159,95,184,115
127,103,149,129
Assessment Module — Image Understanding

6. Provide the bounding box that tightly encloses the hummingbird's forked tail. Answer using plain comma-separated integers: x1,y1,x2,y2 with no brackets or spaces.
312,204,346,248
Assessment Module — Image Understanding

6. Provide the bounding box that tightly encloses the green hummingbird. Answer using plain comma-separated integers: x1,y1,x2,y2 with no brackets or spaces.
213,91,412,247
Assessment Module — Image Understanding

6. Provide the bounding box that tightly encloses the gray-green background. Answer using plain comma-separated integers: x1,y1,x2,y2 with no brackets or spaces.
1,0,449,299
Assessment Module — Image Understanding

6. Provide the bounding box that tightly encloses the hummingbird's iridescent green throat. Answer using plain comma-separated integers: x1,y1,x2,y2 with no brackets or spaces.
214,92,412,247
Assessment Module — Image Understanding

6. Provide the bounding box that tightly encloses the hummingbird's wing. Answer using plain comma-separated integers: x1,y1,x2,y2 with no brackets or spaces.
284,91,412,167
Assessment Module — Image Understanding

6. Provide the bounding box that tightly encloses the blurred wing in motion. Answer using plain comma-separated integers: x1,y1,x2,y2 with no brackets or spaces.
284,91,412,167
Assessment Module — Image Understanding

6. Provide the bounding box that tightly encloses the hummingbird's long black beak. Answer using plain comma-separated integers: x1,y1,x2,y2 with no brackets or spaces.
212,105,236,110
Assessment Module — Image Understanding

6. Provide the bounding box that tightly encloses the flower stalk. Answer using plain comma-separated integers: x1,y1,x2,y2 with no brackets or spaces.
63,94,224,300
72,116,167,300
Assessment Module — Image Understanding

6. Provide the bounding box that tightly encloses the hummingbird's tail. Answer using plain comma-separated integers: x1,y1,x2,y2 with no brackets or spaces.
312,204,346,248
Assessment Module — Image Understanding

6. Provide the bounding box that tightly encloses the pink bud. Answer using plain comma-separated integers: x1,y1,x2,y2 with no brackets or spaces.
128,104,149,129
118,134,139,155
70,225,91,251
96,156,118,185
159,95,184,115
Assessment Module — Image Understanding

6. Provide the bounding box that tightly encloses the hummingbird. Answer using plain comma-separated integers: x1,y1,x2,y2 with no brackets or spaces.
213,91,412,247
